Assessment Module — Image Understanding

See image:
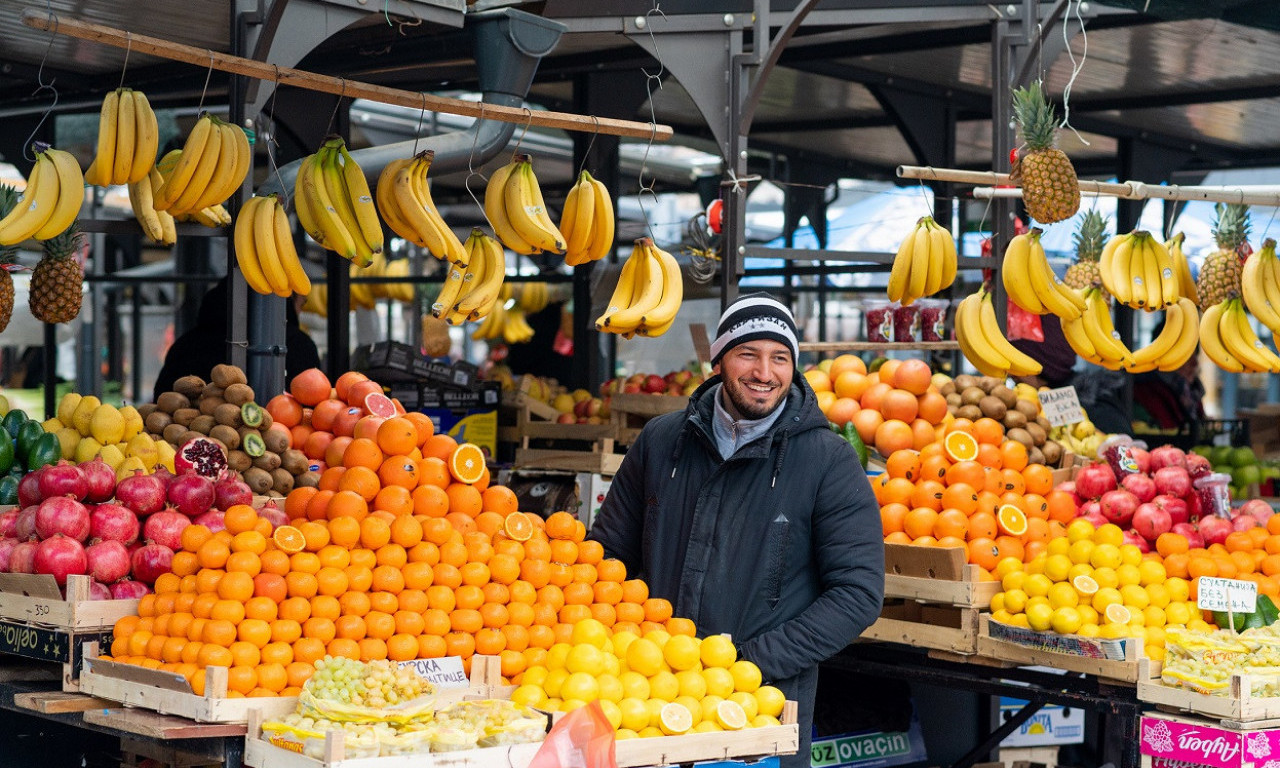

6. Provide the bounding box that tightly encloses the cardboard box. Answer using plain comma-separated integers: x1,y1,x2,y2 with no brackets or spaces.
1239,405,1280,459
1141,713,1279,768
421,408,498,456
998,697,1085,747
809,712,927,768
575,473,613,530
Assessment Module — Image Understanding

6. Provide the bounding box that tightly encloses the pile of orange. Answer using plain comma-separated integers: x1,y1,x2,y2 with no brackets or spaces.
1155,517,1280,602
805,357,951,457
874,418,1079,575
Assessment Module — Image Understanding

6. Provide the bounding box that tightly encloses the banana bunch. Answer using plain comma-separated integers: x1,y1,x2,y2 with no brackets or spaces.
1002,228,1087,320
376,257,416,303
0,144,85,245
127,167,177,245
953,286,1043,378
349,261,377,310
1061,287,1136,370
471,295,537,344
1050,419,1106,459
1126,298,1200,373
559,169,615,265
485,154,565,256
1099,230,1178,310
300,283,328,317
595,238,683,337
153,113,251,216
1165,233,1198,306
516,282,550,313
1200,299,1280,374
433,229,507,325
176,204,231,228
295,137,382,268
232,195,311,298
376,150,466,264
887,216,957,306
85,88,159,187
1241,238,1280,336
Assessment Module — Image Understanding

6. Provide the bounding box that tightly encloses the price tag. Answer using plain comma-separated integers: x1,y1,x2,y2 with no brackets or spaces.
1037,386,1085,427
397,656,469,689
1197,577,1258,613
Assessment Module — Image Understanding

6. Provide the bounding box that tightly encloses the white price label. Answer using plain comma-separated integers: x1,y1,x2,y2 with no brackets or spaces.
1037,386,1085,427
1197,577,1258,613
397,656,469,689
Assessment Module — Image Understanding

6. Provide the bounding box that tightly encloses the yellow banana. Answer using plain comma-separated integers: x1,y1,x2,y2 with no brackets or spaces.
903,222,929,305
1127,301,1185,372
954,292,1011,378
1261,253,1280,335
1136,234,1161,309
128,90,159,184
271,198,310,296
0,153,57,245
1003,232,1044,314
190,121,238,212
1156,299,1200,372
320,146,372,266
1242,240,1280,334
596,248,643,329
1025,230,1082,320
86,89,118,188
1219,300,1274,373
299,149,357,259
1126,232,1150,309
504,159,565,254
167,122,223,215
1102,234,1132,305
33,148,85,240
433,231,481,318
336,142,383,262
455,232,507,321
605,244,663,331
586,175,615,263
112,89,137,186
561,172,595,264
398,152,466,265
376,157,420,246
1080,289,1131,365
232,196,274,295
923,221,945,297
976,287,1042,376
1166,233,1198,306
473,302,503,341
1198,301,1244,373
887,226,915,303
1060,315,1099,362
445,234,490,324
252,193,291,297
155,114,214,210
293,155,326,247
1234,301,1280,372
937,221,958,292
1150,235,1178,308
638,241,683,331
485,159,537,255
128,172,164,242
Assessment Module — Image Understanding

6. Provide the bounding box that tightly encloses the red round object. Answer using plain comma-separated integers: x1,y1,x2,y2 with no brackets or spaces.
706,199,724,234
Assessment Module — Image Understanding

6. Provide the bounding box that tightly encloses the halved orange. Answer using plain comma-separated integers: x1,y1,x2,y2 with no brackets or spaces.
944,430,979,462
504,512,534,542
364,392,398,419
272,525,307,554
449,443,487,485
996,504,1027,537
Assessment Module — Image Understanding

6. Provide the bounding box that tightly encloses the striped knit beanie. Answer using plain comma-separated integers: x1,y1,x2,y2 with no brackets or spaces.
709,292,800,366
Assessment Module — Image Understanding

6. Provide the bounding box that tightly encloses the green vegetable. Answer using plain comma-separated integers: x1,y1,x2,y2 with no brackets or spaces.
1213,595,1280,632
0,432,13,475
25,432,61,472
830,421,868,468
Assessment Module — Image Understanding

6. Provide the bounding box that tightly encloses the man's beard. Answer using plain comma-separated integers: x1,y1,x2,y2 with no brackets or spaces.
722,376,787,420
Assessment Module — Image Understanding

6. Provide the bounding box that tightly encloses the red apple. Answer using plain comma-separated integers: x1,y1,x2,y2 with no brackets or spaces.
667,382,683,395
1153,466,1192,499
1198,515,1233,546
556,413,576,424
1171,522,1204,549
1100,489,1138,527
644,375,667,394
623,383,643,394
1153,494,1190,526
1121,473,1158,504
1075,464,1118,500
1132,502,1173,541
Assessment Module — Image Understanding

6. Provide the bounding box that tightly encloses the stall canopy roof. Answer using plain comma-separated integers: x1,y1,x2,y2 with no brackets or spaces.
2,1,1280,191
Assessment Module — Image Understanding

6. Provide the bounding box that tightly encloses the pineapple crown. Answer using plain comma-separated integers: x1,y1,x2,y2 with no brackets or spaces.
42,220,84,260
0,186,19,263
1011,79,1060,151
1211,203,1250,250
1073,210,1108,263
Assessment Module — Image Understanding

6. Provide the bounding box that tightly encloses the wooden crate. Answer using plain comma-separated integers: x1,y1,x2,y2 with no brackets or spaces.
882,543,999,609
0,573,139,630
1137,657,1280,729
500,380,623,473
862,601,981,654
976,616,1154,684
609,393,688,445
513,445,624,474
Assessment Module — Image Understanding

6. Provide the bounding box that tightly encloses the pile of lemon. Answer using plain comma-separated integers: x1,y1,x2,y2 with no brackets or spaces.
510,619,786,738
989,519,1211,661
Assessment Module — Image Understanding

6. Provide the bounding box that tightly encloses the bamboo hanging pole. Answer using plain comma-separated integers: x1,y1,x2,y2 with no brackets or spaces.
21,10,673,142
897,165,1136,197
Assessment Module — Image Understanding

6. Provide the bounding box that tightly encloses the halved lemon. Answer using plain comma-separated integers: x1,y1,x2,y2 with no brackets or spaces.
944,430,979,462
1072,574,1099,597
272,524,306,554
449,442,487,484
1104,603,1132,625
996,504,1028,537
504,512,534,541
715,699,748,730
659,702,694,735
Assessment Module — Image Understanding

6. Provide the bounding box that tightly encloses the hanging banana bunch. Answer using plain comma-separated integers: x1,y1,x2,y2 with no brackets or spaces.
1125,298,1200,374
85,87,159,187
595,238,683,338
375,150,467,264
1059,287,1137,371
1240,238,1280,337
295,136,381,268
1200,298,1280,374
151,113,251,216
886,216,957,306
559,169,615,265
432,229,507,325
300,283,328,317
1165,233,1198,307
485,154,565,256
381,258,415,303
0,144,85,245
1098,230,1179,310
953,285,1043,379
232,194,311,298
127,166,176,246
516,282,549,313
1002,229,1088,321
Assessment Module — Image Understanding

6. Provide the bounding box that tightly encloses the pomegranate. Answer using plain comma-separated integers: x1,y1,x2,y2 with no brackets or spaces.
1081,512,1110,529
1122,529,1151,553
0,509,18,538
9,540,37,573
1172,522,1205,549
1153,467,1192,499
14,506,37,540
85,540,131,584
1075,463,1118,500
1240,499,1275,523
1187,492,1205,521
257,502,288,530
38,461,88,502
213,471,253,511
1120,473,1158,504
17,470,43,508
1130,446,1151,475
0,538,19,572
130,543,174,586
1079,499,1102,519
1232,514,1262,531
1132,502,1173,541
33,535,87,585
88,580,112,600
174,437,229,478
1187,453,1212,479
151,464,175,492
193,509,226,533
1149,445,1187,471
1154,495,1190,526
115,471,167,517
80,457,118,503
1055,481,1081,505
167,473,215,518
1198,515,1233,546
143,510,189,551
1100,489,1139,527
89,503,140,545
110,580,150,600
34,497,91,542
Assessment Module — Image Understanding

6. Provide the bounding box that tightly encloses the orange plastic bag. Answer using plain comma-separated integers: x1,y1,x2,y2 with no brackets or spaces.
527,701,617,768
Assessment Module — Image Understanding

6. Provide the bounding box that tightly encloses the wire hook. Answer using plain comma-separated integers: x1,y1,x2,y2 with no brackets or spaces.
576,116,600,178
117,32,132,90
22,10,60,162
197,50,215,112
413,92,427,156
267,64,291,210
328,78,347,135
465,101,491,227
511,107,533,158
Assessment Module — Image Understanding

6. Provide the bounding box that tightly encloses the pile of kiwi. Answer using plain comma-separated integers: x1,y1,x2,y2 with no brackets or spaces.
938,375,1065,467
136,364,314,497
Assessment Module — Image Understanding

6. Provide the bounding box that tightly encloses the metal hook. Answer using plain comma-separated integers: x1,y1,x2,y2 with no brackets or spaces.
197,50,215,112
413,92,427,156
511,107,533,157
267,64,290,210
328,78,347,136
117,32,132,90
465,101,491,227
576,116,600,177
23,11,60,163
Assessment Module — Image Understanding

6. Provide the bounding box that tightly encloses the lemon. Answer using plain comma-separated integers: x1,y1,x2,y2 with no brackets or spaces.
1077,605,1099,625
626,639,665,676
754,685,785,718
1146,626,1167,647
1023,555,1046,576
1138,560,1168,586
1147,645,1167,662
523,667,549,687
664,635,701,671
1072,574,1099,598
1043,554,1074,583
42,417,62,433
730,660,762,693
675,669,707,699
1002,571,1027,592
1188,618,1214,633
1116,563,1142,587
751,715,783,728
599,700,623,729
715,699,749,730
1092,587,1123,613
1145,583,1171,609
1003,589,1029,614
1092,523,1125,547
1104,603,1132,625
1119,544,1144,567
659,702,694,735
1165,577,1191,603
1068,540,1095,566
638,726,665,738
991,609,1015,625
990,593,1006,613
1026,595,1051,612
543,668,569,698
995,557,1024,579
619,698,650,731
644,698,670,727
1164,602,1192,626
1066,519,1096,543
700,634,737,669
1077,623,1100,637
644,629,672,649
620,671,650,700
616,729,640,740
1051,607,1083,635
1119,584,1150,610
612,630,639,659
1092,567,1119,589
1023,574,1052,598
1089,543,1121,570
1127,624,1148,640
561,699,588,712
1046,538,1072,557
511,684,546,708
1068,563,1096,582
598,673,624,702
1047,582,1079,609
1143,605,1167,627
699,695,725,723
730,691,761,721
546,643,572,670
1099,622,1128,639
566,644,605,676
702,667,735,698
572,618,610,649
1026,603,1054,632
649,670,679,701
673,695,704,726
1007,613,1031,629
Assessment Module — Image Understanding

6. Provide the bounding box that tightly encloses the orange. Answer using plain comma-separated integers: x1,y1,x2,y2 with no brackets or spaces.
1045,491,1078,524
225,505,261,535
999,441,1029,472
326,490,369,521
972,418,1004,445
967,538,1000,571
305,490,334,521
996,504,1028,536
829,354,868,382
217,571,255,602
825,397,858,428
417,457,451,491
944,430,979,462
181,525,214,553
444,483,483,519
885,450,922,481
422,434,459,463
197,539,231,570
967,512,998,541
940,483,979,515
267,394,304,429
874,419,914,456
902,508,938,540
916,391,949,425
343,438,385,471
1226,531,1256,554
338,465,381,503
909,480,945,512
375,417,418,456
933,509,970,540
1022,464,1054,496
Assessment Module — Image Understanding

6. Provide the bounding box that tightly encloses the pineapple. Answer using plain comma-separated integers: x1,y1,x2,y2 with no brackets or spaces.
1064,210,1108,290
1010,80,1080,224
1196,203,1249,307
0,187,17,333
29,222,84,324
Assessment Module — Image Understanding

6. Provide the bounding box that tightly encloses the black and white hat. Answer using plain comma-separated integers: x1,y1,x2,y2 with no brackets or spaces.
709,292,800,366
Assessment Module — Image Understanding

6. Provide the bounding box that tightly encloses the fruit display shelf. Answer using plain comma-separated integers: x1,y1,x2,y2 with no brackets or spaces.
976,615,1155,685
860,544,996,655
1136,658,1280,730
609,393,689,446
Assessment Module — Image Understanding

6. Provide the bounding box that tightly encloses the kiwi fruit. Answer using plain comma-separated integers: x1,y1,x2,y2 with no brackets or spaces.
252,451,281,471
281,449,309,475
211,364,248,388
978,376,1003,393
945,393,963,407
1002,411,1028,430
202,383,225,401
257,409,273,431
189,414,217,435
1034,415,1052,432
295,471,321,489
960,387,985,407
171,408,199,428
1025,422,1047,445
1014,399,1040,419
156,392,190,414
993,387,1017,408
1007,427,1035,448
271,468,295,495
243,432,266,458
954,375,978,391
213,402,244,428
210,424,240,450
162,422,188,445
1040,440,1063,466
1028,446,1046,466
227,449,253,472
174,376,206,399
243,467,273,495
195,396,221,417
957,404,982,421
240,402,266,429
939,380,956,397
136,403,158,420
978,396,1007,420
144,411,172,434
262,429,290,455
220,383,252,407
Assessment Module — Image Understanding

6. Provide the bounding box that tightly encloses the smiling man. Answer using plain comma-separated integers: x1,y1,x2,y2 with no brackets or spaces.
589,293,884,768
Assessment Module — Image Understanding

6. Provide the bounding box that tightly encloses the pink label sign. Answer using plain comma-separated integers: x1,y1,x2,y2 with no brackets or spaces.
1141,716,1280,768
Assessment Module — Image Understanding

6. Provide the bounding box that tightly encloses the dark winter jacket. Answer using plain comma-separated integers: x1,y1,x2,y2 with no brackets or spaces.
589,374,884,765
